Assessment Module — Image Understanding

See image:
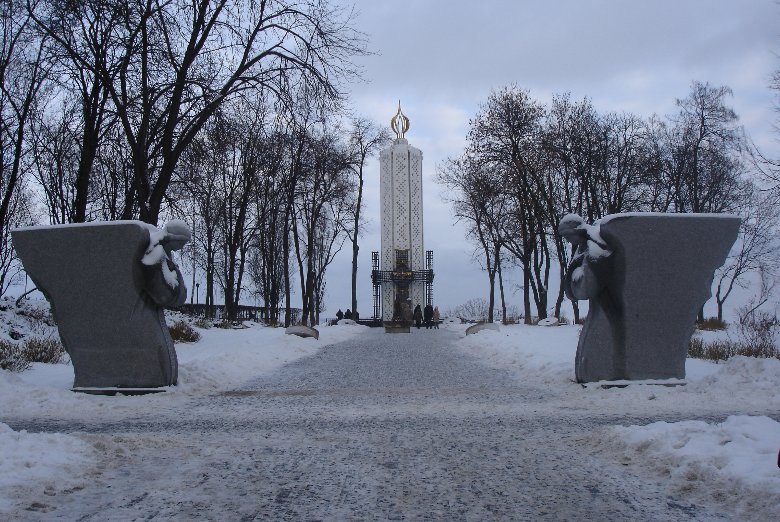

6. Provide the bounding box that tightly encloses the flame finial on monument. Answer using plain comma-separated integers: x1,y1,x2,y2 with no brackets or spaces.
391,100,410,139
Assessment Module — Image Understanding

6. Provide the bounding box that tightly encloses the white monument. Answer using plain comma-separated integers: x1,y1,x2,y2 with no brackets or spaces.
371,103,433,328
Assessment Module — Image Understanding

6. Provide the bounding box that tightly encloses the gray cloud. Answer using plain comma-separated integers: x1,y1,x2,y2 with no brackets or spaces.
324,0,779,319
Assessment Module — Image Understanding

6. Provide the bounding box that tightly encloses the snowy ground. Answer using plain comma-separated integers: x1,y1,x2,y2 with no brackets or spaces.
1,307,779,519
453,322,780,517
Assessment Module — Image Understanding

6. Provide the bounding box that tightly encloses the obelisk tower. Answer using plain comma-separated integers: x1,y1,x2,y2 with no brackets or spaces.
372,103,433,325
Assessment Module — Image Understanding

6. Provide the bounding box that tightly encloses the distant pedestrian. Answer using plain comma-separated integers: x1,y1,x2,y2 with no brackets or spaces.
353,310,359,321
424,303,433,329
413,304,422,328
432,306,440,329
344,309,353,320
336,309,344,321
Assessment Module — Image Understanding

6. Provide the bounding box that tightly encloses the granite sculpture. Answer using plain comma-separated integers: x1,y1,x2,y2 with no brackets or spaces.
559,213,740,383
12,220,191,391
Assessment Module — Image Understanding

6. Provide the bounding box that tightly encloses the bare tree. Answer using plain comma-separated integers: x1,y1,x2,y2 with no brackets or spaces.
345,116,389,317
293,125,354,325
437,155,507,323
30,98,79,224
32,0,366,224
714,185,780,321
28,0,115,222
466,85,546,323
655,81,745,214
1,0,49,295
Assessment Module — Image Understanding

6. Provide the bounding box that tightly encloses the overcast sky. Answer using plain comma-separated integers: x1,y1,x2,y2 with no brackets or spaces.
320,0,780,320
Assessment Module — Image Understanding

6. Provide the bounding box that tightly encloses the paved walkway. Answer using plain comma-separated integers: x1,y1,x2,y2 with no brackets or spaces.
8,328,735,520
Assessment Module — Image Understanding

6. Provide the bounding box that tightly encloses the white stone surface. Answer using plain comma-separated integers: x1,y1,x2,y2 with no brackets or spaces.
379,137,426,321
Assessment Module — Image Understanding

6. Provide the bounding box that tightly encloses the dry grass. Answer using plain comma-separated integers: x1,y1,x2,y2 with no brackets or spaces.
193,317,212,329
168,320,201,343
0,340,29,372
20,337,65,364
688,337,779,362
696,317,728,331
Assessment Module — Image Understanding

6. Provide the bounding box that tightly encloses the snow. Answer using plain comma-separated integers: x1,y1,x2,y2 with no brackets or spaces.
12,220,147,232
609,415,780,489
1,304,778,516
0,316,368,418
0,422,96,512
599,211,741,223
141,222,191,289
0,311,369,515
448,321,780,509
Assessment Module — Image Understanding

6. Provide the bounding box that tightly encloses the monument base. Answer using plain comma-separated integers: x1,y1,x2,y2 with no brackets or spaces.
383,321,410,333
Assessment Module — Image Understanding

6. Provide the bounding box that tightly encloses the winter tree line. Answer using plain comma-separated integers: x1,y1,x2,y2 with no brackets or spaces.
0,0,394,326
437,82,780,325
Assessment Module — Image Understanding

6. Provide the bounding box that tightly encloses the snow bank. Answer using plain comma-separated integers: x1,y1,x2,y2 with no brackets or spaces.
450,322,580,383
452,322,780,403
602,416,780,516
0,422,96,513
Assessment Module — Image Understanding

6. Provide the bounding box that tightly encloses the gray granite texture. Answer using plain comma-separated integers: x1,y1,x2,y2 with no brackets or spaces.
285,325,319,340
560,213,740,383
12,221,189,389
465,322,500,335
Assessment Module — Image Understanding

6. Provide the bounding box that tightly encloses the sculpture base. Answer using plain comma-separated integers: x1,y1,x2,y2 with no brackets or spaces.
580,379,687,390
72,387,168,396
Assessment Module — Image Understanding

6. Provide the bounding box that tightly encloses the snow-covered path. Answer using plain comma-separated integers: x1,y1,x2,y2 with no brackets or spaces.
2,327,770,520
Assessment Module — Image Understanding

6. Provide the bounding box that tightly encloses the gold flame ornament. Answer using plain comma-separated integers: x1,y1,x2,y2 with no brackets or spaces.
390,101,410,139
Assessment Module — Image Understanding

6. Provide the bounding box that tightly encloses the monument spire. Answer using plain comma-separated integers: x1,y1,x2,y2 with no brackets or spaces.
390,100,410,139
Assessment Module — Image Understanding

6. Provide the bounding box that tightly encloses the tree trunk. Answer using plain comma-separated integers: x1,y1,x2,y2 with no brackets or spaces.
487,270,496,323
523,266,533,324
351,167,363,314
497,258,507,324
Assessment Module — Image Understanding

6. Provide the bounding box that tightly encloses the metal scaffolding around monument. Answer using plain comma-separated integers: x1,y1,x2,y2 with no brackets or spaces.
425,250,433,306
371,251,381,319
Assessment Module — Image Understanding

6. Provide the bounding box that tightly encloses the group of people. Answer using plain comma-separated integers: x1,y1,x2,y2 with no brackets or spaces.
335,303,441,329
335,309,357,322
413,303,440,329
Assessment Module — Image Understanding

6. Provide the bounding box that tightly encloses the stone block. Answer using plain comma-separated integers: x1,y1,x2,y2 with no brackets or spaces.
465,322,500,336
559,213,740,383
12,220,190,390
285,325,319,340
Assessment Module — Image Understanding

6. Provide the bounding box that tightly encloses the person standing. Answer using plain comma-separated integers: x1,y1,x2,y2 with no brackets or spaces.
413,304,422,329
424,303,433,329
344,309,352,320
336,309,344,321
432,306,440,329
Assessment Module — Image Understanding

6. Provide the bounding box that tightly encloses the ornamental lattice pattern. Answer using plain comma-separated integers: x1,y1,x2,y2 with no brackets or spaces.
380,151,394,271
409,153,423,270
382,282,395,321
393,152,409,249
378,141,426,320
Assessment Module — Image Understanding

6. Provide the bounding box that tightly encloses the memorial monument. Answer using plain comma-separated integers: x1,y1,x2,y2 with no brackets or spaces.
559,212,740,383
371,103,434,332
12,220,191,392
